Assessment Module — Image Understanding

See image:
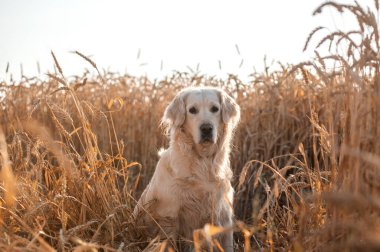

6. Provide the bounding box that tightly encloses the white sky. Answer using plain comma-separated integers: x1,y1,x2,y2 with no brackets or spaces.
0,0,376,81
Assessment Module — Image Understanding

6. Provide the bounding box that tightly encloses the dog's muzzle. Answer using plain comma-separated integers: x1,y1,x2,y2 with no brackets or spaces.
200,123,214,143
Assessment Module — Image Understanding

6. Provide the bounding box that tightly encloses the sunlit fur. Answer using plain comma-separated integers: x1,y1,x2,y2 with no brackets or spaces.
134,86,240,251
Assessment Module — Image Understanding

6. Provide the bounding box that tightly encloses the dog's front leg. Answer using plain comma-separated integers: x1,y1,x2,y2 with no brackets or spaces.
221,229,234,252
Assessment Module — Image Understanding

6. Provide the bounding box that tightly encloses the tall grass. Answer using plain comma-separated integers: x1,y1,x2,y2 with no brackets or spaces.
1,1,380,251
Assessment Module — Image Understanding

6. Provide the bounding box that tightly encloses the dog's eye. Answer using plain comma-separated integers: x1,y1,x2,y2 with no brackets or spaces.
211,106,219,113
189,107,198,114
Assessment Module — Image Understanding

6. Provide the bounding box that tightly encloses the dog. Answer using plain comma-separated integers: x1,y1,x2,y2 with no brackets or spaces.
133,86,240,251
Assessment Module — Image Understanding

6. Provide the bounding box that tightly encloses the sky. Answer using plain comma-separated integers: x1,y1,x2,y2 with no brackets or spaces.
0,0,376,81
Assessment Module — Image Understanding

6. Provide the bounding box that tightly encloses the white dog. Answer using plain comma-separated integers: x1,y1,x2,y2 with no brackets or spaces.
134,86,240,251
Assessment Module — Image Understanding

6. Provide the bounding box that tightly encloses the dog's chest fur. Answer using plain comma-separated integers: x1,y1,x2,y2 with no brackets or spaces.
167,150,232,238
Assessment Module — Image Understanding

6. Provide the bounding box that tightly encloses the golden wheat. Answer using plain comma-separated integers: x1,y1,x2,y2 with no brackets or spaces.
0,1,380,251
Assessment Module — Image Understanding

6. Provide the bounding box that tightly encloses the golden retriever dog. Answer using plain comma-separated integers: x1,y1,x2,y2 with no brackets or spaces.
133,86,240,251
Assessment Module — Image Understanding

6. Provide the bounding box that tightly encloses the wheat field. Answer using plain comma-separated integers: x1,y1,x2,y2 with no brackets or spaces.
1,1,380,251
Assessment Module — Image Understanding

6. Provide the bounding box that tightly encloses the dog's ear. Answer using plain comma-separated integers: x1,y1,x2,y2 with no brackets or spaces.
162,92,186,128
220,90,240,128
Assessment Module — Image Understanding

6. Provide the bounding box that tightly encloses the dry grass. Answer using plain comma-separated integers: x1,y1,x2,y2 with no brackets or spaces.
1,1,380,251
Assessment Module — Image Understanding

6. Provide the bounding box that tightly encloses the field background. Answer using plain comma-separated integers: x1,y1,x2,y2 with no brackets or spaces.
1,1,380,251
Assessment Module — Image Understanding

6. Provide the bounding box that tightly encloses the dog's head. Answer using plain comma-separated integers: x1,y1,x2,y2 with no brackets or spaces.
163,87,240,153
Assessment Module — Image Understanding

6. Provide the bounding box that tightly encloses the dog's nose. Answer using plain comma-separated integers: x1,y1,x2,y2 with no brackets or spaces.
200,123,213,138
